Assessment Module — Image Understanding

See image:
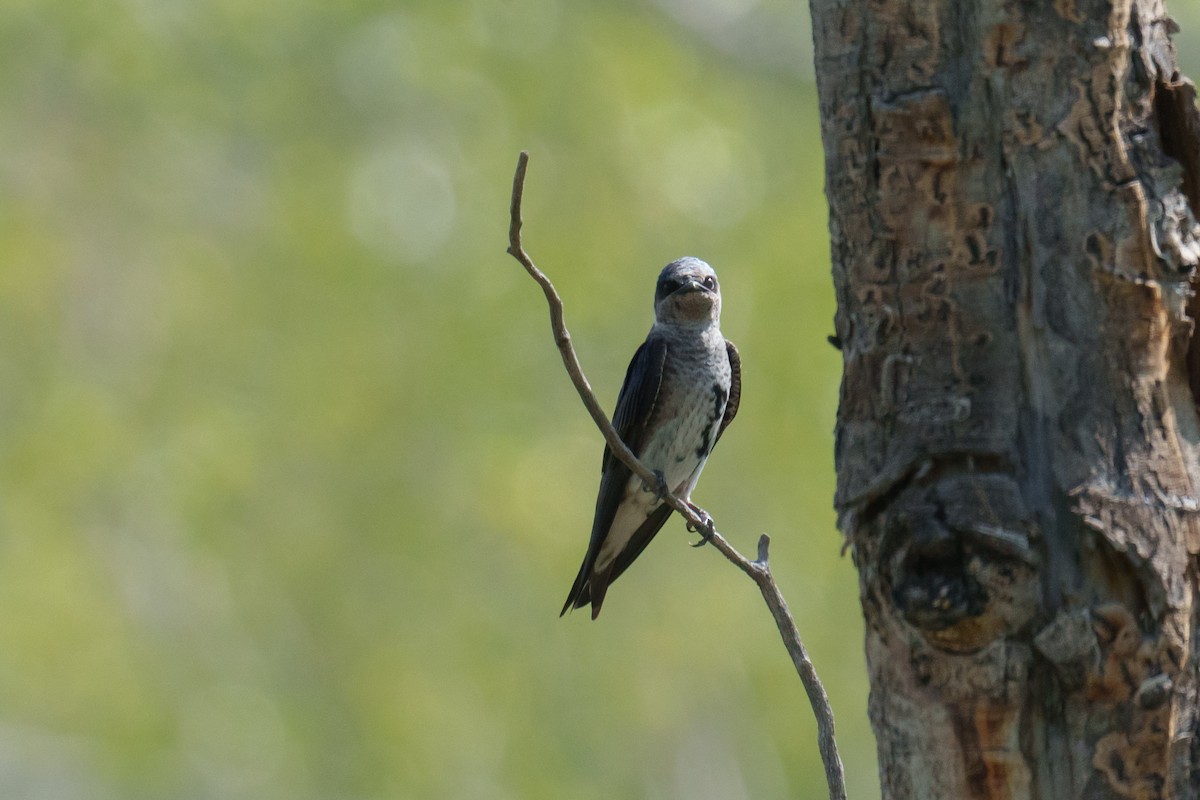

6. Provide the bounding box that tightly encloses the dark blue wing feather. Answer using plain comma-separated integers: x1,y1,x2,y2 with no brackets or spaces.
602,334,669,473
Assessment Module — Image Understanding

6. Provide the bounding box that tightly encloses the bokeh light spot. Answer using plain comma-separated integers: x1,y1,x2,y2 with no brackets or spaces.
346,145,456,265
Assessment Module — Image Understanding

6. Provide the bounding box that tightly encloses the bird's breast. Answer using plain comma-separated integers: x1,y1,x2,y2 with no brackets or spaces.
638,376,727,493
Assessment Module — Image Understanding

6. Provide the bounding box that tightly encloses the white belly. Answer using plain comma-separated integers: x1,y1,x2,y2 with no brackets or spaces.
594,388,723,570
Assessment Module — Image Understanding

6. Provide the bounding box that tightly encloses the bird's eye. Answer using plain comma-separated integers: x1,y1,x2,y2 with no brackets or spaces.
702,276,716,289
658,279,679,295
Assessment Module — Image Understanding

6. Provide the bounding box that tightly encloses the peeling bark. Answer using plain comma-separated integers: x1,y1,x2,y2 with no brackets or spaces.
808,0,1200,797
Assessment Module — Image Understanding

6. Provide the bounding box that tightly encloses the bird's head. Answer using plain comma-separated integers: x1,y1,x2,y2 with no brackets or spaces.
653,257,722,326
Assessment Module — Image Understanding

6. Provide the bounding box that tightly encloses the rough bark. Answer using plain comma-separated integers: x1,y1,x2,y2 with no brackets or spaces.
809,0,1200,797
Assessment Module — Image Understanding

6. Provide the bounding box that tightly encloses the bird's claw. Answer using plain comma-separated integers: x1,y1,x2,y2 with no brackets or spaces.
686,504,715,547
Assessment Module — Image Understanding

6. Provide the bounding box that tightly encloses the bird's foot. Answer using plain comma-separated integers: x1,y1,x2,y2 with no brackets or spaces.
642,470,670,502
685,502,715,547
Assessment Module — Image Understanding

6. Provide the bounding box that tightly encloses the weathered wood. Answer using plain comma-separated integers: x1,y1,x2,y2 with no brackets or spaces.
808,0,1200,796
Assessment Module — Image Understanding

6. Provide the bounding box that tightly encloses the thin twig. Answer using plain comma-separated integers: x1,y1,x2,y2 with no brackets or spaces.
506,151,847,800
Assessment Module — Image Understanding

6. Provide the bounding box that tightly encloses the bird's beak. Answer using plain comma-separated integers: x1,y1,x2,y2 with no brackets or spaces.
677,280,707,294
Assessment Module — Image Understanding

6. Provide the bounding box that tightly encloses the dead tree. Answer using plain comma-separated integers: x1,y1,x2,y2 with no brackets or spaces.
809,0,1200,796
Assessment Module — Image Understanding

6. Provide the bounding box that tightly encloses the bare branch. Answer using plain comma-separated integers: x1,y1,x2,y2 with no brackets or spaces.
506,151,847,800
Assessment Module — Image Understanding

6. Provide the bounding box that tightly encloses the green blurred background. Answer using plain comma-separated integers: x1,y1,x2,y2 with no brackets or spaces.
4,1,1198,798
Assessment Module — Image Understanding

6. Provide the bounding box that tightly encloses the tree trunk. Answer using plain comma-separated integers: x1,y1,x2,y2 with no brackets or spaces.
809,0,1200,797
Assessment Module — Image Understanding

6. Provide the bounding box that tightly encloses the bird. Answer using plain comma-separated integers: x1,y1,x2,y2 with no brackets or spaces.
561,257,741,619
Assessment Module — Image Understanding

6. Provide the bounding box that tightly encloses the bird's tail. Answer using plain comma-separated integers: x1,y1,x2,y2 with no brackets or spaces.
560,563,610,619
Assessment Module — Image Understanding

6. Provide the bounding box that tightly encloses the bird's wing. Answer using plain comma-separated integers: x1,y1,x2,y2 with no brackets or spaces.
715,339,741,444
602,334,669,474
561,334,669,617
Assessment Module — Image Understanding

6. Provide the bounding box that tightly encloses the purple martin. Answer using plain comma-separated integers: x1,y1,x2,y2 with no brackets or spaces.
562,257,741,619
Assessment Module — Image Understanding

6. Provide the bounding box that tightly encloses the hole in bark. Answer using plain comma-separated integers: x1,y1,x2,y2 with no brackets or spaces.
894,556,988,631
1153,78,1200,408
1082,531,1151,624
1154,79,1200,211
1085,232,1107,267
1186,297,1200,412
966,233,982,263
